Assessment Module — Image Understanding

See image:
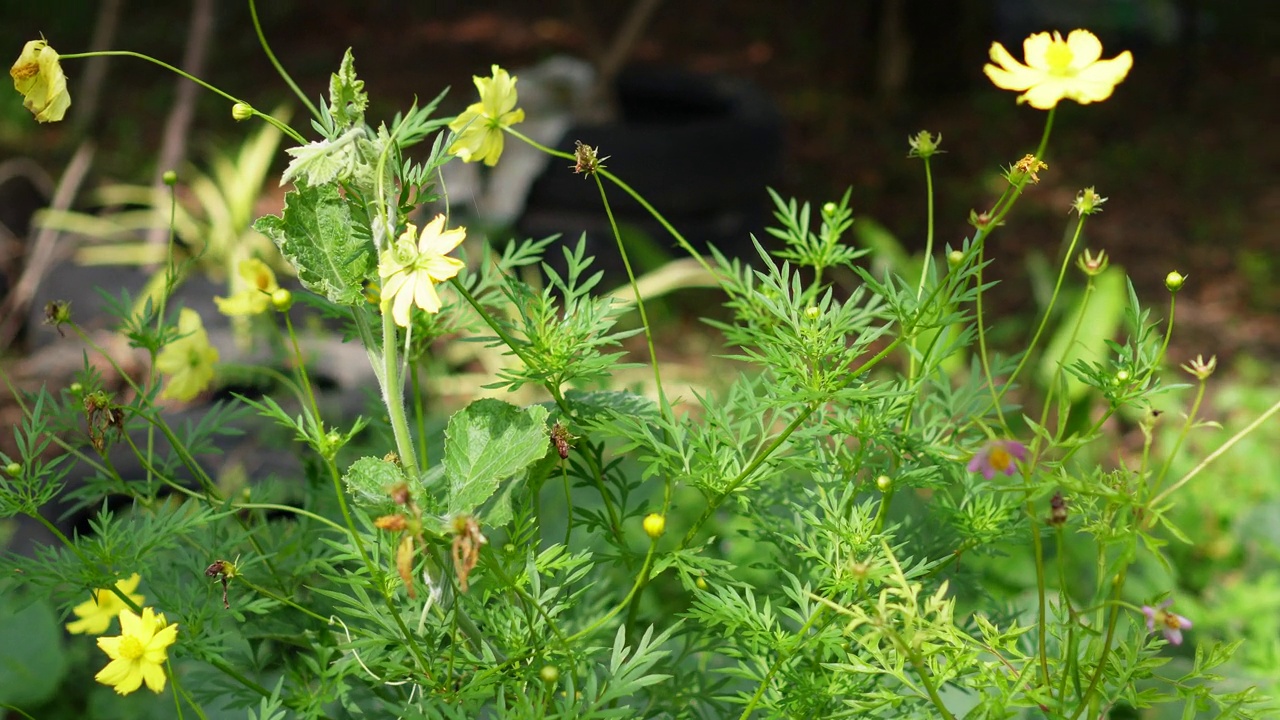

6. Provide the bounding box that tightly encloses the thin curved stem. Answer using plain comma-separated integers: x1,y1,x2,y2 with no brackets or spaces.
247,0,320,121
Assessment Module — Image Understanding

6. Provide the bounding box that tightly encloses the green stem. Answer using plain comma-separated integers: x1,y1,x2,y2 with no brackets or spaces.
58,50,304,143
593,173,669,419
505,127,713,275
247,0,320,121
1150,393,1280,508
738,606,826,719
998,214,1089,407
377,310,420,480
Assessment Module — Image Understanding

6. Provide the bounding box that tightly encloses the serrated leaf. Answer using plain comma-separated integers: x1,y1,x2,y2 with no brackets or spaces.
328,48,368,128
280,132,360,188
254,183,373,305
342,455,405,506
445,399,550,516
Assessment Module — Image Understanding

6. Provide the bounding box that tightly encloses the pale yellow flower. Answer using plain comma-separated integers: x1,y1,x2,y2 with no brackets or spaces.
984,30,1132,109
10,39,70,123
214,258,280,316
378,215,466,327
94,607,178,695
65,573,145,636
155,308,219,401
447,65,525,166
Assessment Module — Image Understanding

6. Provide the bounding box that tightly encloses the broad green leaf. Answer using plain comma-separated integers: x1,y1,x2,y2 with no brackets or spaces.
254,183,373,305
445,399,550,516
342,455,405,506
0,596,66,707
1038,265,1126,402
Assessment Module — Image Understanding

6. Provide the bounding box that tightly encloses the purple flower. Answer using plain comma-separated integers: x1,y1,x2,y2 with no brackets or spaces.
967,439,1028,479
1142,600,1192,645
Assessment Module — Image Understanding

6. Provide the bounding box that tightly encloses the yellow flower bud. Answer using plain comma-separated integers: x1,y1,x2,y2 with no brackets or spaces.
1165,271,1185,292
231,102,254,121
643,513,666,539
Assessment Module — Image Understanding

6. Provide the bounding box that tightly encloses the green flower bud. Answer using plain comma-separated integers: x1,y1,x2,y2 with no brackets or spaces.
1076,248,1109,276
4,462,20,476
1165,271,1185,292
69,382,83,395
1071,187,1107,215
947,250,965,268
875,475,892,492
270,288,293,311
540,665,560,684
804,305,820,320
907,130,942,159
821,202,838,216
162,170,178,186
231,102,254,122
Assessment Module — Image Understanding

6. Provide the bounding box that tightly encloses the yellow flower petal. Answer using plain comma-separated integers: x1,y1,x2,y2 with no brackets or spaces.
447,66,523,166
983,29,1131,110
10,40,71,123
1064,29,1103,68
93,607,177,696
65,573,145,636
155,309,219,401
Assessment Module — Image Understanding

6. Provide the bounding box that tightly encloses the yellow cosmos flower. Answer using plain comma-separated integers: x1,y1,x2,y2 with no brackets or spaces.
214,258,280,316
984,29,1132,109
66,573,145,636
378,215,466,327
94,607,178,696
447,65,525,166
155,308,219,401
10,39,70,123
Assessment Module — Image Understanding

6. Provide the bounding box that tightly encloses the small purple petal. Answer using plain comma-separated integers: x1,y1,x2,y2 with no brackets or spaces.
1142,605,1156,631
967,453,984,473
1005,441,1028,461
1165,628,1184,645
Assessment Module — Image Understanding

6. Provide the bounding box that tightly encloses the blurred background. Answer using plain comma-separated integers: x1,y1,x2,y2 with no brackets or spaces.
1,0,1277,362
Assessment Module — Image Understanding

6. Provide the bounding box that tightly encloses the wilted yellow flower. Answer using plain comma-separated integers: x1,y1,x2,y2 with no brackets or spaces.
155,308,219,401
984,29,1132,109
94,607,178,695
214,258,280,316
66,573,145,636
447,65,525,166
10,39,70,122
378,215,466,327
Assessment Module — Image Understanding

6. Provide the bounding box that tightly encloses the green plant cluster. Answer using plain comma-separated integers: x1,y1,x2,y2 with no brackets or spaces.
3,9,1279,720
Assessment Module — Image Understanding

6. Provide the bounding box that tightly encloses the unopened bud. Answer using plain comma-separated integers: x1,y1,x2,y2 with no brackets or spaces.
643,513,666,539
270,288,293,311
907,130,942,159
875,475,892,492
1165,271,1185,292
231,102,254,122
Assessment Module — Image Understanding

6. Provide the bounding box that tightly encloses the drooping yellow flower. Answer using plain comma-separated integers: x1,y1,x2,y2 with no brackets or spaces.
214,258,280,316
10,39,70,123
155,308,219,401
984,30,1132,109
447,65,525,166
94,607,178,696
66,573,145,636
378,215,466,327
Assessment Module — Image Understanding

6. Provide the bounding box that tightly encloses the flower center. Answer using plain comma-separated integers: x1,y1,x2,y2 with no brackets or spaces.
1045,41,1074,74
1160,611,1181,629
989,446,1012,472
119,635,145,660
